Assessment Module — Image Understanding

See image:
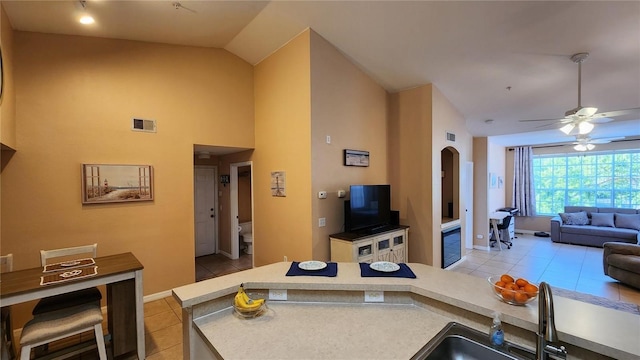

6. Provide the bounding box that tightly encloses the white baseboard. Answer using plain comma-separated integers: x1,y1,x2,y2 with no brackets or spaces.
473,245,490,251
516,229,536,235
144,290,173,303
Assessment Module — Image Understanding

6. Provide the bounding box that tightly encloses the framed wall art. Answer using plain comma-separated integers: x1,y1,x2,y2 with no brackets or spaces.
82,164,153,204
344,149,369,167
271,171,286,197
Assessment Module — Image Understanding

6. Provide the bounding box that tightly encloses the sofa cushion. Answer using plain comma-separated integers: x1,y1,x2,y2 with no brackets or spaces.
559,211,589,225
564,206,598,218
591,212,615,227
561,225,638,241
607,254,640,274
615,213,640,231
599,207,638,215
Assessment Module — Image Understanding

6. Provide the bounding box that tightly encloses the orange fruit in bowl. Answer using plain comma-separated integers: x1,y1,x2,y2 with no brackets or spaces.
500,288,515,301
514,291,529,304
494,281,506,294
500,274,515,284
524,283,539,298
515,278,529,287
506,282,519,291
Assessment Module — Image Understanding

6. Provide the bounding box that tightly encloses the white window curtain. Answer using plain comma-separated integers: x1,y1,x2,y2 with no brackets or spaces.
512,146,535,216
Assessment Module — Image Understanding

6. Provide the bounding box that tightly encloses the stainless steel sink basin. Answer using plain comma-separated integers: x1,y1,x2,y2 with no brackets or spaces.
411,322,535,360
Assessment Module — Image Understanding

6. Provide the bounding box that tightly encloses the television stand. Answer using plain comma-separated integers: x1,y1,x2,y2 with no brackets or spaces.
329,226,409,263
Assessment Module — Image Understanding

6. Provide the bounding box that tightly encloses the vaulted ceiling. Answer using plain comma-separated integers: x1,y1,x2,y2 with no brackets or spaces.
3,1,639,146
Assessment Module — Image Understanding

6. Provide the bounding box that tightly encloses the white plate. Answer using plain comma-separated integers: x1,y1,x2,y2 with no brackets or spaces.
298,261,327,271
370,261,400,272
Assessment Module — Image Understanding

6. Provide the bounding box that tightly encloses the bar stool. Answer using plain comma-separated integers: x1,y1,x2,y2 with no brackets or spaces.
33,244,102,316
20,244,106,359
19,304,107,360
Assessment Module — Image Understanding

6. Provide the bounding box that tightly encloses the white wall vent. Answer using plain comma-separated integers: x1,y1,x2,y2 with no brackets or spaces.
132,118,156,133
446,132,456,142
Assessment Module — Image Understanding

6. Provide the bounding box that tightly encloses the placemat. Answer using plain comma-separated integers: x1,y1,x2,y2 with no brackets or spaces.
43,258,95,273
40,266,98,285
359,263,416,278
286,262,338,277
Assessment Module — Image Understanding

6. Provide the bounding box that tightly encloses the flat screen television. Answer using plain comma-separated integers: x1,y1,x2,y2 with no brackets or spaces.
345,185,391,233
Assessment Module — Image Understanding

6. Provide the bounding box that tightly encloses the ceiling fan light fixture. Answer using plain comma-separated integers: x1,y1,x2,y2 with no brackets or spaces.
560,123,575,135
587,144,595,150
578,121,594,134
78,1,95,25
574,144,587,151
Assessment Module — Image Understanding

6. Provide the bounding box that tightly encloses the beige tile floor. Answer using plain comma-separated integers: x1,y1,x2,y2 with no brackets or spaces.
449,233,640,305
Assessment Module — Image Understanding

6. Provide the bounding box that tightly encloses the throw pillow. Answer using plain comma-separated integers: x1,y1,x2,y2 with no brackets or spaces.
615,213,640,231
558,211,589,225
591,212,614,227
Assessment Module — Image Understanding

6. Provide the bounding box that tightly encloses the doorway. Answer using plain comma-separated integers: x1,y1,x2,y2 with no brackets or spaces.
194,166,218,257
230,161,254,262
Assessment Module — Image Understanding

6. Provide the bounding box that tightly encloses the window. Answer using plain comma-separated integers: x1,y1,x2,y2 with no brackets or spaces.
532,150,640,215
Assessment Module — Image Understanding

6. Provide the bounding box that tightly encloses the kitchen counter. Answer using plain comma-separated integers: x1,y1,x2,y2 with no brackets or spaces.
172,262,640,360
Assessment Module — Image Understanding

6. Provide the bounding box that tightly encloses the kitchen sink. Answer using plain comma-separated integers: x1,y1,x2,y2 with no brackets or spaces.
411,322,536,360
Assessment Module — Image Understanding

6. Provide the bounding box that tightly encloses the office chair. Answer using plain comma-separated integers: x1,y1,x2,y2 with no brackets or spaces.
490,215,513,249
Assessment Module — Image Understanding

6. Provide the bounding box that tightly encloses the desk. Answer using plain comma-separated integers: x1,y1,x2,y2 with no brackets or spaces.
0,252,144,359
489,211,510,251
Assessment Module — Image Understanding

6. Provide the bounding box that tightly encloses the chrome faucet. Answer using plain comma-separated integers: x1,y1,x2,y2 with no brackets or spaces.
537,282,567,360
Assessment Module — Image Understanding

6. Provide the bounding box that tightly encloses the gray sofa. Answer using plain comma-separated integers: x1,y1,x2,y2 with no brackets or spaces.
550,206,640,247
603,242,640,289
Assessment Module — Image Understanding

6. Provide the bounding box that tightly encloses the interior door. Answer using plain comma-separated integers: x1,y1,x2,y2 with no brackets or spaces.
194,167,217,257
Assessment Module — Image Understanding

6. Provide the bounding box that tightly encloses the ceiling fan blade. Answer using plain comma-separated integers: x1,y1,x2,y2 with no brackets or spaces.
590,136,625,144
593,107,640,119
590,117,614,124
519,118,564,122
576,107,598,117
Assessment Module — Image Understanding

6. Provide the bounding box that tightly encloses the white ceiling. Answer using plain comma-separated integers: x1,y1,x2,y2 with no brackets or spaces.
3,1,640,147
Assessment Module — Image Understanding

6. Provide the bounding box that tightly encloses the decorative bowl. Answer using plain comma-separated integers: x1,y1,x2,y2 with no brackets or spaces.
487,275,538,306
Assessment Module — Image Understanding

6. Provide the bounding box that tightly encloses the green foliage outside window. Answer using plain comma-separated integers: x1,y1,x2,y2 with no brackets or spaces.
533,150,640,215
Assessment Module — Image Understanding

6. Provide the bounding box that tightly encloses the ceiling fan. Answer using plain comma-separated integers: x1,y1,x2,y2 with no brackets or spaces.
520,52,640,135
572,134,625,151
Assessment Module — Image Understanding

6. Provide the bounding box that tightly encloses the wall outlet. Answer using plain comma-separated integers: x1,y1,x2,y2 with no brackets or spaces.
326,135,331,144
364,291,384,302
318,191,327,199
319,218,326,227
269,289,287,301
476,234,484,239
337,190,346,198
284,256,287,262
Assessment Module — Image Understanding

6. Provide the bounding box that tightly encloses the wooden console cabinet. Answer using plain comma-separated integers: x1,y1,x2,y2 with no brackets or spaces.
330,226,409,263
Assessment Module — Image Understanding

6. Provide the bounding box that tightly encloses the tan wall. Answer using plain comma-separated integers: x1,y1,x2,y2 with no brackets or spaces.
389,85,433,264
238,165,252,222
0,4,16,150
253,30,313,265
1,32,254,326
218,150,254,254
504,139,640,232
309,31,389,261
488,141,506,213
473,137,489,246
431,86,472,267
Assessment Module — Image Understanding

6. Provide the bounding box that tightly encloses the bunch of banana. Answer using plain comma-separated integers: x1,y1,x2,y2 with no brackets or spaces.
234,283,265,313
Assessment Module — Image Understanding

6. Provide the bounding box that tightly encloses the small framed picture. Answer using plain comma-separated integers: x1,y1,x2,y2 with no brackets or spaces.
344,149,369,167
271,171,286,197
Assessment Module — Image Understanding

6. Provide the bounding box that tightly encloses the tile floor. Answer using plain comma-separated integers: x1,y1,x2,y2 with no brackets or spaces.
195,253,253,282
448,233,640,305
